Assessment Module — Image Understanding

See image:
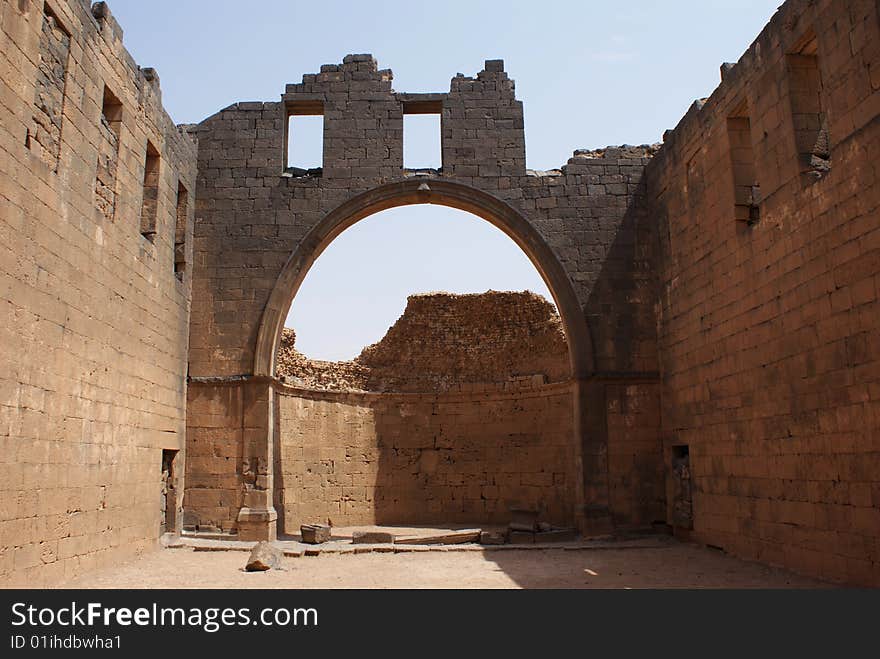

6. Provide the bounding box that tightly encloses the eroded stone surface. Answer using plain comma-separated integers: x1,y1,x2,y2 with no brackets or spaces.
245,541,283,571
277,291,569,392
1,0,196,588
2,0,878,589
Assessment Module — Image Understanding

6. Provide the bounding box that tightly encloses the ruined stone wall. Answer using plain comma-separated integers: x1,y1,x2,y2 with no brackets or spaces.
276,331,370,391
262,291,578,529
0,0,197,586
647,0,880,585
275,383,576,529
185,55,662,536
277,291,569,392
188,63,658,380
357,291,569,392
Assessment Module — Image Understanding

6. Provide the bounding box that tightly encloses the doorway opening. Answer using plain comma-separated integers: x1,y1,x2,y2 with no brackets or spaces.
161,449,178,535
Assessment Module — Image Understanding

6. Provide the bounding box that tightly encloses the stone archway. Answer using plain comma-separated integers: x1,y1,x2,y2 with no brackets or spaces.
238,178,607,540
185,58,657,542
254,178,594,379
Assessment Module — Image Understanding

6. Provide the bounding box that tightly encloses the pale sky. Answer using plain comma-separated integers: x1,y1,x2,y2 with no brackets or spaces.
108,0,781,360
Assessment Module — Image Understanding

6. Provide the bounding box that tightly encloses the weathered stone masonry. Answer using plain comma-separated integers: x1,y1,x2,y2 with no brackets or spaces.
0,1,197,586
272,291,580,529
27,5,69,171
277,291,571,392
2,0,877,587
645,0,880,585
185,53,661,543
184,0,879,585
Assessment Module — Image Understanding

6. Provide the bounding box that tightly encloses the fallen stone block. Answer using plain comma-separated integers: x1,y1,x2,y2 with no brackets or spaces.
352,531,394,544
245,541,283,571
395,529,481,545
301,523,332,544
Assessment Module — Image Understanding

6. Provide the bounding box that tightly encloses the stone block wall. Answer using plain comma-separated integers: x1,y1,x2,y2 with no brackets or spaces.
606,382,665,527
188,60,659,381
0,0,197,586
253,290,579,529
4,0,872,589
183,383,243,533
647,0,880,585
275,384,576,529
186,55,662,538
442,61,526,178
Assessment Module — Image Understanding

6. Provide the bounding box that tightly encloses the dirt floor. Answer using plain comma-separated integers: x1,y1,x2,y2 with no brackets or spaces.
60,536,829,589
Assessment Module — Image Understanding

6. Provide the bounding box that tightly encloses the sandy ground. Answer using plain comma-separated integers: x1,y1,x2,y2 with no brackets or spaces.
59,538,829,589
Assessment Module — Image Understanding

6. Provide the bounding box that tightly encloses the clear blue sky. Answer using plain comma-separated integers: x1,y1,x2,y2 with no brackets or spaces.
109,0,781,360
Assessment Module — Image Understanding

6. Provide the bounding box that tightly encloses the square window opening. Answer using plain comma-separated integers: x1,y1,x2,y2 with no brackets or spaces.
286,108,324,177
101,86,122,136
403,112,441,171
161,449,178,534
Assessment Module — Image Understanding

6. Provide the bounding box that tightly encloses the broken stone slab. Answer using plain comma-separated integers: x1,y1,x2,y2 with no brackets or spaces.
245,541,283,571
395,529,481,545
301,523,332,544
479,530,508,545
508,507,539,532
352,531,395,544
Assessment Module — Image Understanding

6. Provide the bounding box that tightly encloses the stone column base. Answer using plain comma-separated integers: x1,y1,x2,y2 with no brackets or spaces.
237,507,278,541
